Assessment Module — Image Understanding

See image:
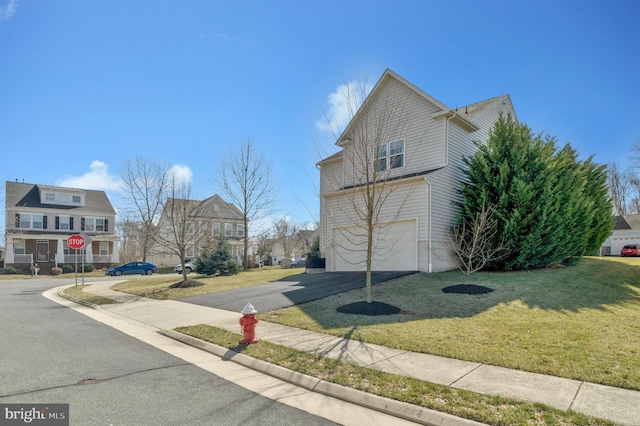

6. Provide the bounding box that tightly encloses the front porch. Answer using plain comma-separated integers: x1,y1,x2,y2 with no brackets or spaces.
4,236,119,273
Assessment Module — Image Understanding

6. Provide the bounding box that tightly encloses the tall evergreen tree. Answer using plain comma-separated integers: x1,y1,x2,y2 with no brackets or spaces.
458,115,613,270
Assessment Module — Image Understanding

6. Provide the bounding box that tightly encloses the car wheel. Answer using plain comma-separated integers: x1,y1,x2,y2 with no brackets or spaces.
114,270,122,276
185,267,192,274
145,269,153,275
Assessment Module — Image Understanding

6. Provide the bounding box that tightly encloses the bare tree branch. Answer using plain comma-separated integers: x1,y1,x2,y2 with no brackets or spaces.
120,157,169,261
155,177,208,284
220,139,275,270
449,202,505,283
321,77,419,303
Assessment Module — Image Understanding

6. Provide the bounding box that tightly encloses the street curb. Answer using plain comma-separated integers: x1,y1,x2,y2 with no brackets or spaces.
57,290,104,310
160,329,486,426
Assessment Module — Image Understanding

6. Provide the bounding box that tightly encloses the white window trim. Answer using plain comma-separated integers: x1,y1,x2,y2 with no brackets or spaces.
375,139,405,171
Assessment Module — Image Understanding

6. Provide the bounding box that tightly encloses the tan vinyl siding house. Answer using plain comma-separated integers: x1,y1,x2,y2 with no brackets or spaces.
4,181,119,273
318,69,516,273
152,194,248,267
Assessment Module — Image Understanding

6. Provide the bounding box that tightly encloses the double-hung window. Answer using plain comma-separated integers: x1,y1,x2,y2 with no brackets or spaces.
225,223,233,237
375,144,387,172
212,223,220,236
83,217,108,232
375,139,404,171
100,242,109,256
389,140,404,168
19,214,31,228
32,214,44,229
14,239,25,255
57,216,71,230
237,224,245,237
16,213,47,229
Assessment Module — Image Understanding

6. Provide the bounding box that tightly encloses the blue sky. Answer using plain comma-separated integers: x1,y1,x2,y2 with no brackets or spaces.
1,0,639,238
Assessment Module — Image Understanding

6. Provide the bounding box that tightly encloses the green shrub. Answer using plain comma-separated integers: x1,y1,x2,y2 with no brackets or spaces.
82,264,95,272
306,235,325,268
196,236,241,276
1,267,17,275
62,264,74,273
458,115,613,270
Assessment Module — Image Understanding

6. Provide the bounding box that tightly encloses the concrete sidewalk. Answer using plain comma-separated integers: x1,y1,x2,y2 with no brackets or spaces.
62,281,639,425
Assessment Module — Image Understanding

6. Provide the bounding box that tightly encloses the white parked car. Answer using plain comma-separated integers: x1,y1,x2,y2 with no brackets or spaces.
174,261,195,274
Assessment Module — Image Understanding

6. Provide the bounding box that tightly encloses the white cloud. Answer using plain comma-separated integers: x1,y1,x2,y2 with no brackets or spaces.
168,164,193,185
315,81,373,135
57,160,123,191
0,0,17,20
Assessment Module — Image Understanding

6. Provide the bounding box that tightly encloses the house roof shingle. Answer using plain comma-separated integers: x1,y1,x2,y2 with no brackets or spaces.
5,181,115,214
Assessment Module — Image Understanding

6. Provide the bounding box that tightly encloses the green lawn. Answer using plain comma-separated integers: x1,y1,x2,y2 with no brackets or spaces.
111,266,304,299
262,257,640,391
176,325,613,425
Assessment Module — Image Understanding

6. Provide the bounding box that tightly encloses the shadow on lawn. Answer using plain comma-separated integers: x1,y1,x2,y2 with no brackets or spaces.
272,257,640,328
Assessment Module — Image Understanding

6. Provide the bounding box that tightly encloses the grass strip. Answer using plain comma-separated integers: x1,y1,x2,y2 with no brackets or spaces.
175,324,613,426
112,266,303,299
63,285,119,305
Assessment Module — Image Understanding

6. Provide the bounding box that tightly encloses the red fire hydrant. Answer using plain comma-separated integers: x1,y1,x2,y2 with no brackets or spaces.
239,302,259,344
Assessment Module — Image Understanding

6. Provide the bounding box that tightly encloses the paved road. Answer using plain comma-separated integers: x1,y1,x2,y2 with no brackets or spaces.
0,279,338,426
180,271,416,312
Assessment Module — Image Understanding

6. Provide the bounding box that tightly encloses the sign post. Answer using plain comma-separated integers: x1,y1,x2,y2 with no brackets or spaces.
68,234,85,286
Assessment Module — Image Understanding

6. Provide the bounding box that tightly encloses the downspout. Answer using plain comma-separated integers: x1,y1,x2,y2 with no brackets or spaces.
425,176,432,273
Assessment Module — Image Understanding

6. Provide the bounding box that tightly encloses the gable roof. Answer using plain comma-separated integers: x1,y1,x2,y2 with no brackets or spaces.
614,214,640,230
330,69,515,154
5,181,115,214
337,69,476,146
162,194,243,220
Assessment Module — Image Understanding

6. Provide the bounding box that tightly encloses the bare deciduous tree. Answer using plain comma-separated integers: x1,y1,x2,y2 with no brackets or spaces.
321,77,415,304
220,139,275,270
449,202,505,284
116,210,147,262
608,163,631,215
274,218,299,267
155,176,208,285
120,157,169,261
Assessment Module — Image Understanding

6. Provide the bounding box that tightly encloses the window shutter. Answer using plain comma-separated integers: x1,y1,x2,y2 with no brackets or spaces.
15,214,20,228
70,217,74,230
105,219,109,232
55,216,60,230
43,216,48,229
81,217,85,230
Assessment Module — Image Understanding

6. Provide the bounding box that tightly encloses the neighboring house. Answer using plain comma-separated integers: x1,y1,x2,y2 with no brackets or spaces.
602,215,640,256
152,194,251,266
4,181,119,273
317,69,516,273
268,229,319,265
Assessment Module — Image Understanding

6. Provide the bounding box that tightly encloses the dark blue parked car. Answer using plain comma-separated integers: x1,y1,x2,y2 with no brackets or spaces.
106,262,158,276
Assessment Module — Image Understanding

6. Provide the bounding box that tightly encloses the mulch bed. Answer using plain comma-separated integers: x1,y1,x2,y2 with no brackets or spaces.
169,280,204,289
442,284,493,295
337,301,401,316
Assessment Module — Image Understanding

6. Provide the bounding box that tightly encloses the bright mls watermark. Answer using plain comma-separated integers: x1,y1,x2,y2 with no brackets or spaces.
0,404,68,425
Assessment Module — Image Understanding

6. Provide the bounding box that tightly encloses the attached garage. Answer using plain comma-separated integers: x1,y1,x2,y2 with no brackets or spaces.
331,219,417,271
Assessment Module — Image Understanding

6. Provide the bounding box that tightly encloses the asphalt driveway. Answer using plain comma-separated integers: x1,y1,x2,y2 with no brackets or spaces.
179,271,417,313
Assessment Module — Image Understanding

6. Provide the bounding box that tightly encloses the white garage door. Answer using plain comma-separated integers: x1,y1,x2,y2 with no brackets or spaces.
332,220,417,271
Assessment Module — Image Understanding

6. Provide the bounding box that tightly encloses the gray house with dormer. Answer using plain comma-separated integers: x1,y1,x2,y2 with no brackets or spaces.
4,181,119,273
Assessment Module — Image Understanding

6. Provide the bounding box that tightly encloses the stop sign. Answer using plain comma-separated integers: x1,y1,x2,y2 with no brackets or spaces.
68,234,85,249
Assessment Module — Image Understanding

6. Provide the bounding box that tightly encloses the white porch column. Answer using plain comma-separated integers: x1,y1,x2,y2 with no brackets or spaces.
55,239,64,265
5,238,14,263
112,240,119,263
